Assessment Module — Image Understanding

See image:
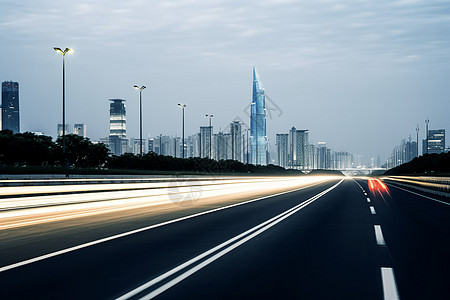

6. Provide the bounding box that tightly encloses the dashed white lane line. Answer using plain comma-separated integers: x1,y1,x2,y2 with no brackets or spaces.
364,192,367,195
367,197,371,203
381,267,400,300
374,225,386,246
370,206,376,215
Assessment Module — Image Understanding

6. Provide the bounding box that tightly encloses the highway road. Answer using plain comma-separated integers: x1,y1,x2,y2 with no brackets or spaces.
0,176,449,299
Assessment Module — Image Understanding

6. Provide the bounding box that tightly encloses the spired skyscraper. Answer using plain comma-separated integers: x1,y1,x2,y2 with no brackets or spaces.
2,81,20,133
250,67,268,165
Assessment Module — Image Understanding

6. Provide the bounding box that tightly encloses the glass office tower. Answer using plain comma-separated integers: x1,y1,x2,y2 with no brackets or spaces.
1,81,20,133
250,67,267,165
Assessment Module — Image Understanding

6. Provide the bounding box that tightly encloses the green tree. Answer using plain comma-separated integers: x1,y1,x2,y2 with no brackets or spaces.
53,134,109,168
0,130,53,166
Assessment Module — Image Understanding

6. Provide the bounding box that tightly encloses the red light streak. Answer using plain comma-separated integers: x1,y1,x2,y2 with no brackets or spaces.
368,178,389,195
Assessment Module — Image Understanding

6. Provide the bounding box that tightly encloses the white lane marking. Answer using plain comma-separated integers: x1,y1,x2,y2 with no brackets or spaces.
381,267,400,300
387,183,450,206
364,192,367,196
370,206,376,215
374,225,386,246
367,197,371,203
0,181,329,273
117,180,344,300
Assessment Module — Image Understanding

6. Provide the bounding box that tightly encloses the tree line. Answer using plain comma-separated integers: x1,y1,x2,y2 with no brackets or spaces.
0,130,301,174
384,152,450,175
0,130,109,168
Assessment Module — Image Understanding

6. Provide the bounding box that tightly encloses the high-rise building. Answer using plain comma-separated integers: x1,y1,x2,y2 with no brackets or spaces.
289,127,296,168
185,134,200,158
57,124,70,137
200,126,212,158
2,81,20,133
230,121,242,162
428,129,445,154
250,67,268,165
288,127,309,170
317,142,330,169
296,130,309,170
405,136,418,162
213,132,231,161
334,151,353,169
130,137,145,155
73,123,87,137
109,99,128,156
153,135,173,156
148,138,155,153
276,134,288,168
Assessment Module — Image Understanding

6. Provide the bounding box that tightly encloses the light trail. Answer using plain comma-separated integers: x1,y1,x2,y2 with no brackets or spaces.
382,176,450,194
0,176,343,230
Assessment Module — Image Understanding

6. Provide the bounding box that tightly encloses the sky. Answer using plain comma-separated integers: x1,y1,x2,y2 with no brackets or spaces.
1,0,449,164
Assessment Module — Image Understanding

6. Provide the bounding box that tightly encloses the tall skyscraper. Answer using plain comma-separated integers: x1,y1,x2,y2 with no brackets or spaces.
296,130,309,170
1,81,20,133
73,123,87,137
109,99,128,156
276,134,288,168
230,121,242,162
317,142,330,169
250,67,268,165
289,127,297,168
200,126,212,158
213,132,231,161
289,127,309,169
148,138,155,153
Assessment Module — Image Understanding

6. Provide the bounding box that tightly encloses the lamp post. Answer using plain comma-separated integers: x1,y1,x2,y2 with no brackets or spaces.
425,118,429,154
178,104,186,158
416,124,419,157
53,47,72,178
205,114,213,158
134,85,146,157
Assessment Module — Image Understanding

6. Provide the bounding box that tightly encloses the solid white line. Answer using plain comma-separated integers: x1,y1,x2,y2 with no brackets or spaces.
367,197,371,203
370,206,376,215
117,180,344,300
374,225,386,246
387,183,450,206
381,267,400,300
0,181,328,273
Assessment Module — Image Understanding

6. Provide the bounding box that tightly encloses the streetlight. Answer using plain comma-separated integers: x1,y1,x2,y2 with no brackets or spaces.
53,47,72,178
425,118,429,154
134,85,146,157
178,104,186,158
205,114,213,158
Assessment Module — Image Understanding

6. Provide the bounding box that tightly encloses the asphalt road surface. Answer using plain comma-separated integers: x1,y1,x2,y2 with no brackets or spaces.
1,177,449,299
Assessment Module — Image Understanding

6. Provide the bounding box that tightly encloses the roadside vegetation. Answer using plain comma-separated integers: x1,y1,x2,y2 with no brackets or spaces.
384,152,450,176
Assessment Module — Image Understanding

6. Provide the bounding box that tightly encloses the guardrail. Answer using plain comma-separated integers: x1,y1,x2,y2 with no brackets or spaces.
382,176,450,196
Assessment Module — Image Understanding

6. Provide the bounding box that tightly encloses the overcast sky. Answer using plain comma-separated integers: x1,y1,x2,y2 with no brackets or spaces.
1,0,449,163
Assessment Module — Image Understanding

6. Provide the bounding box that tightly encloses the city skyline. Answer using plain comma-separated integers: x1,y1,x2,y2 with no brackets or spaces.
0,75,448,167
1,0,449,163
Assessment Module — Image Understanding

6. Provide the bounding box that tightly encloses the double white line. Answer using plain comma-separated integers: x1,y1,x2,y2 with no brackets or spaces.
117,179,344,300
